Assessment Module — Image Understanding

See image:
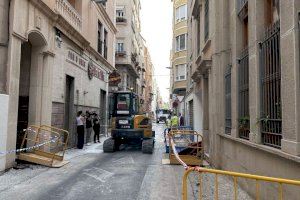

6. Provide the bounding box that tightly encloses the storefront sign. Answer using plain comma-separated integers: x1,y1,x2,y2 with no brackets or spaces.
87,60,105,81
67,50,105,81
108,70,122,86
67,50,87,69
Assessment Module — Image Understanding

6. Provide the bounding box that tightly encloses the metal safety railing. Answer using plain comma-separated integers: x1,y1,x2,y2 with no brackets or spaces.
170,131,300,200
20,125,69,166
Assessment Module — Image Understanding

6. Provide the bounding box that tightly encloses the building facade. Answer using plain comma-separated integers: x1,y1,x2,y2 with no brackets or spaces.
0,0,117,172
170,0,188,115
143,46,154,114
115,0,144,95
188,0,300,199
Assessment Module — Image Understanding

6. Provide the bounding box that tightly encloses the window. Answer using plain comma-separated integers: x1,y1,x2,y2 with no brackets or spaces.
204,0,209,41
104,29,108,59
100,0,106,8
196,14,201,54
117,42,124,52
175,4,187,22
175,64,186,81
265,0,280,27
97,21,103,54
225,65,232,134
116,94,130,115
260,21,281,148
175,34,187,52
116,9,124,17
238,48,250,140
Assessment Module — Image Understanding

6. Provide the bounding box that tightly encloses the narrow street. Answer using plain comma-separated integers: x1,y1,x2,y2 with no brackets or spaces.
0,124,184,200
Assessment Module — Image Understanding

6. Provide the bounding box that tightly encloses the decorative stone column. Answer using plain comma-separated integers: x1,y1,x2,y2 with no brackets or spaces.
40,52,54,126
0,94,9,172
5,35,23,169
248,0,266,144
28,48,44,126
280,0,300,156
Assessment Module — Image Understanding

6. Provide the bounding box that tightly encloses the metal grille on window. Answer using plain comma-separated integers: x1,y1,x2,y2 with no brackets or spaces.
260,21,281,149
189,100,194,129
238,48,250,140
98,22,102,54
225,65,232,134
204,0,209,41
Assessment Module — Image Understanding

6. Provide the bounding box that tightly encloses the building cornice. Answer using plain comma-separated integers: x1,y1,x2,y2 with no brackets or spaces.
87,46,116,72
28,0,116,69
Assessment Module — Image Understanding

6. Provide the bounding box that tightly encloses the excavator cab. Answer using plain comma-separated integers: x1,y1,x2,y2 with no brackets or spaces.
104,91,155,153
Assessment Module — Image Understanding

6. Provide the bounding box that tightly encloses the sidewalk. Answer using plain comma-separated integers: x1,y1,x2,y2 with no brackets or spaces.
0,135,108,194
64,134,109,160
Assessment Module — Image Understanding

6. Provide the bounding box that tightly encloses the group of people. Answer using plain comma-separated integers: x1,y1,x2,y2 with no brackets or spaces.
76,111,102,149
166,113,184,131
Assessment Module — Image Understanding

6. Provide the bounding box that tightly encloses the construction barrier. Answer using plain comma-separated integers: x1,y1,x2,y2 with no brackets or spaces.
169,131,300,200
18,125,69,168
168,130,204,166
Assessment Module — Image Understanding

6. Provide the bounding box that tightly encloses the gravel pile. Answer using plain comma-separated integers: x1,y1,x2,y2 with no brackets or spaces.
187,170,253,200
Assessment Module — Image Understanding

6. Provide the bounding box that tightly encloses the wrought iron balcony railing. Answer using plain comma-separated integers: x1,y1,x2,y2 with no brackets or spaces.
115,50,127,56
116,17,127,23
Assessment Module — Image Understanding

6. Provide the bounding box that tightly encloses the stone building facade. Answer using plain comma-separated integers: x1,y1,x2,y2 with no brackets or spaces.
0,0,116,172
170,0,188,115
143,46,154,114
188,0,300,199
115,0,145,96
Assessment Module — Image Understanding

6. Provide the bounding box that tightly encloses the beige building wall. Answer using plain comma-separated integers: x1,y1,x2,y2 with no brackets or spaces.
189,0,300,199
171,0,188,108
143,46,154,114
1,0,116,171
115,0,144,94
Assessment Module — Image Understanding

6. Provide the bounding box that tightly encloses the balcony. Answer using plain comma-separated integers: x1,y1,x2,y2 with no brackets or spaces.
115,50,127,57
237,0,248,20
55,0,82,32
116,17,127,23
172,81,187,96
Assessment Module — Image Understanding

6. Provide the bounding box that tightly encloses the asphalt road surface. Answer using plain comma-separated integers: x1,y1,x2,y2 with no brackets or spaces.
1,123,185,200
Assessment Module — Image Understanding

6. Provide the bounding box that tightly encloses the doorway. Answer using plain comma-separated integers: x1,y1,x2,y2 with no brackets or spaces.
64,75,75,145
100,90,107,135
16,42,32,149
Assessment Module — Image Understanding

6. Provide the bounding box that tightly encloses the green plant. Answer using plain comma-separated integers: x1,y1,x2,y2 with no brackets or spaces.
239,116,250,129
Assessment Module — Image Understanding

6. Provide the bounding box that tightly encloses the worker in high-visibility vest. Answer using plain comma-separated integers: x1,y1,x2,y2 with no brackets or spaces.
166,115,171,131
171,113,179,128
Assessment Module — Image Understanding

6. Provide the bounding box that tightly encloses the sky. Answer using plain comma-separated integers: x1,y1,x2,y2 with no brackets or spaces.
140,0,173,103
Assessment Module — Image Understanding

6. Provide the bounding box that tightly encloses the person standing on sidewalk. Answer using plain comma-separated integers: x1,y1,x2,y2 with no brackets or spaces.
76,111,85,149
85,111,93,146
179,113,185,127
93,118,101,143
